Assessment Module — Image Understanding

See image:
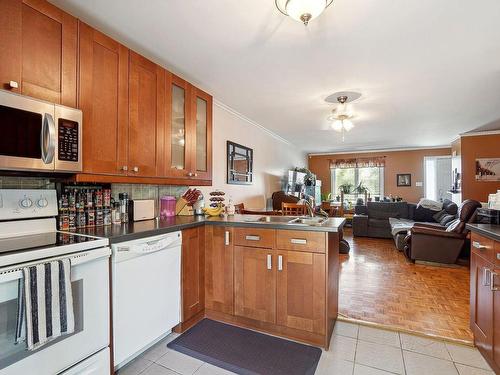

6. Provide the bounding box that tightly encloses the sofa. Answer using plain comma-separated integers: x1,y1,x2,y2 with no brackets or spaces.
403,199,481,264
353,200,458,250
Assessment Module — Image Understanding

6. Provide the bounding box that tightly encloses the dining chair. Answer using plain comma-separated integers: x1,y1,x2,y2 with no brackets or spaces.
281,202,307,216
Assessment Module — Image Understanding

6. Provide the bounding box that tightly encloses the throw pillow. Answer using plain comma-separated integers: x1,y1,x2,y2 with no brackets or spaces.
432,209,447,222
439,214,456,226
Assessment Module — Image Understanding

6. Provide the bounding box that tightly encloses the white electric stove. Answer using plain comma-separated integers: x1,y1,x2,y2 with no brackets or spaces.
0,189,111,375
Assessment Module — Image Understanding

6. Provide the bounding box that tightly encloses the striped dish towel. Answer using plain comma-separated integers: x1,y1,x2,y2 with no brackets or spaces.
15,258,75,351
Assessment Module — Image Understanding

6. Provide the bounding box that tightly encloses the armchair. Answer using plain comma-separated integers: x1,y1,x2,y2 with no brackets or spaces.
403,199,481,264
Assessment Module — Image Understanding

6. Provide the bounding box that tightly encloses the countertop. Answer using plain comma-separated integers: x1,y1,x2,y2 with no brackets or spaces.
76,214,346,243
467,223,500,242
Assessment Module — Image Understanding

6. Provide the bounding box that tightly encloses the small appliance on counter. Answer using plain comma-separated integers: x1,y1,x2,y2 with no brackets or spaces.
160,196,176,219
128,199,155,221
193,193,205,215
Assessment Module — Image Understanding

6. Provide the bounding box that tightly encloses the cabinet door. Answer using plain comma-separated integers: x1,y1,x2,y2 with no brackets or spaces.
79,22,129,175
0,0,21,92
277,251,326,334
234,246,276,323
128,51,165,177
181,226,205,322
205,226,233,314
471,252,493,357
165,75,192,178
0,0,78,105
190,87,212,180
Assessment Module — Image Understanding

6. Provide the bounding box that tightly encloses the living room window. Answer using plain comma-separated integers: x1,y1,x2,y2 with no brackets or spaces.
331,166,384,202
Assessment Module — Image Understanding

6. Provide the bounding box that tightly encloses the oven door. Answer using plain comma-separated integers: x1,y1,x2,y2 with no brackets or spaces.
0,247,110,375
54,105,82,172
0,90,56,172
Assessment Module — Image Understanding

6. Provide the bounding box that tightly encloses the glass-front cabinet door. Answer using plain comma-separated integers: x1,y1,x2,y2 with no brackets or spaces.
191,87,212,181
166,75,191,178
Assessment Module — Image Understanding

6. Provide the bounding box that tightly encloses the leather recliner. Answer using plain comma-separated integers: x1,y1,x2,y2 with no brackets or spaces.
403,199,481,264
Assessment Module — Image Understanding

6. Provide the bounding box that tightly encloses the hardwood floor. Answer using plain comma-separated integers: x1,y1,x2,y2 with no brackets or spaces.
339,228,473,343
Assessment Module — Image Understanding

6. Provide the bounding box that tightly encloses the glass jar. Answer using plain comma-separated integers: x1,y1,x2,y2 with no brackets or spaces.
160,196,176,219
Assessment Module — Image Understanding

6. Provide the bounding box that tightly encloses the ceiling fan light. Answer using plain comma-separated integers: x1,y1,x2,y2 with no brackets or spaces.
343,120,354,131
331,120,343,132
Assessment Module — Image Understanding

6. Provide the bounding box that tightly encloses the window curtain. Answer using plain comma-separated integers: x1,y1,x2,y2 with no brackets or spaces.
329,156,385,169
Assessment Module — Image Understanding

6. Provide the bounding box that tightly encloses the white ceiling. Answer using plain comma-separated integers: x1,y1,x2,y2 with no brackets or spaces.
50,0,500,153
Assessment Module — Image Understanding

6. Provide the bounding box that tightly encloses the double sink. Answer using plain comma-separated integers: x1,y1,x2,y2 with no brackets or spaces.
246,215,328,227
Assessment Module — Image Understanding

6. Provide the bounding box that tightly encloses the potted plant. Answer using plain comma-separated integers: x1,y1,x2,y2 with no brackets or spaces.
338,183,352,194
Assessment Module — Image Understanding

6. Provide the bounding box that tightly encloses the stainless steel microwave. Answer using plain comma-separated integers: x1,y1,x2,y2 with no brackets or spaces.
0,90,82,173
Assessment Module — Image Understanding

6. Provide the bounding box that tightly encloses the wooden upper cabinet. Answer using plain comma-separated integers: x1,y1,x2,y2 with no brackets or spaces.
0,0,77,106
128,51,165,177
191,87,212,180
78,22,129,175
165,75,192,178
277,251,326,335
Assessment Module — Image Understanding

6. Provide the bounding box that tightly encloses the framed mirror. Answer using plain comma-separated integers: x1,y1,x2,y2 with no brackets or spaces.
227,141,253,185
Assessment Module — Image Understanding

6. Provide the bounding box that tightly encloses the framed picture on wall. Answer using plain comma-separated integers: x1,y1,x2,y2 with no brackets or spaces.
397,173,411,187
476,158,500,181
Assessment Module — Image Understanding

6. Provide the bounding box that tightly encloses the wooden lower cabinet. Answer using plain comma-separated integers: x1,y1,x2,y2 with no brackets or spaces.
277,251,326,335
205,226,234,314
470,233,500,374
234,246,276,323
181,227,205,323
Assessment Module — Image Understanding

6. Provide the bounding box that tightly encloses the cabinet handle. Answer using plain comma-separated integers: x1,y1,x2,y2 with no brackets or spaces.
187,172,194,177
132,166,139,172
267,254,272,270
194,173,198,177
484,267,491,286
8,80,19,89
491,271,500,291
278,255,283,271
225,230,230,246
473,241,487,250
121,166,128,172
291,238,307,245
246,235,260,241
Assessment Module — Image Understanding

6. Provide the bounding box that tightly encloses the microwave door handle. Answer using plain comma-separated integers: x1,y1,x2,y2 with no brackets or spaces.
41,113,56,164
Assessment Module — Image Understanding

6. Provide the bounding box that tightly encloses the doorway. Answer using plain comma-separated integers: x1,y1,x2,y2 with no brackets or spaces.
424,156,452,201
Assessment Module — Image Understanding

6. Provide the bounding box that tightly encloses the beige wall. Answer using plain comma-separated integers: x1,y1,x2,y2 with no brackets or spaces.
194,103,306,209
308,148,452,203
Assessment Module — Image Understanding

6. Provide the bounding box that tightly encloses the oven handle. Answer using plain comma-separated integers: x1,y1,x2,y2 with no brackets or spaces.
0,247,111,283
41,113,56,164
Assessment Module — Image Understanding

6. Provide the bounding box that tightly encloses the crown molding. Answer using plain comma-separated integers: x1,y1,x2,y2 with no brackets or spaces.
460,129,500,137
213,99,294,146
308,145,451,157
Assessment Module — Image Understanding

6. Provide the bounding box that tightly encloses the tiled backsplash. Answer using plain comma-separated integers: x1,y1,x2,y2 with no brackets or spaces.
0,176,55,189
0,176,188,202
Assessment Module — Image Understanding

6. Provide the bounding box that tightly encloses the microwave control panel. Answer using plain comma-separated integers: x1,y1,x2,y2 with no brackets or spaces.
58,119,79,162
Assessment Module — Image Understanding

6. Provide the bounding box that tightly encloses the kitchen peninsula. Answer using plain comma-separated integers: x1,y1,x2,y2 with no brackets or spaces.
78,214,345,349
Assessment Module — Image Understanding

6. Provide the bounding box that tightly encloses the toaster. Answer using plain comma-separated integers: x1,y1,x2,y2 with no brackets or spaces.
128,199,155,221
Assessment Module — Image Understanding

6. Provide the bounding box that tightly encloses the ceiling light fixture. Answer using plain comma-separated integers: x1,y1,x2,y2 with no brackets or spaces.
327,95,355,142
275,0,334,25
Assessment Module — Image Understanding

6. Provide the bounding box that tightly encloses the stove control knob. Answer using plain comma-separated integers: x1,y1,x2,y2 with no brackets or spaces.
20,198,33,208
37,198,48,208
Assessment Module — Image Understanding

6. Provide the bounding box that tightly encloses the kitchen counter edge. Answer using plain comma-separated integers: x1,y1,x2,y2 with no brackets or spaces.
467,223,500,242
77,215,346,244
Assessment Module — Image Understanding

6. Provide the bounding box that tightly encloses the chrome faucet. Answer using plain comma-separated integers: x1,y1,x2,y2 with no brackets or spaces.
304,199,315,217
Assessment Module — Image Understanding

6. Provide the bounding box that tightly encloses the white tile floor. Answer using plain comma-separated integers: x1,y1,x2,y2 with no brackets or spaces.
117,321,494,375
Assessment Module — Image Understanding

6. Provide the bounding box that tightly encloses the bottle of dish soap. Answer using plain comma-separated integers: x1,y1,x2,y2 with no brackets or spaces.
226,197,235,215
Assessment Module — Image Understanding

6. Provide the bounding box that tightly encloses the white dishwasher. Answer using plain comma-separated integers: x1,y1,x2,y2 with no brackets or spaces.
112,231,182,369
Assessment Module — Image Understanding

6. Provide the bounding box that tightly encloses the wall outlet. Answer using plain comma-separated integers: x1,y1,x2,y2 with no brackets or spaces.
415,181,423,187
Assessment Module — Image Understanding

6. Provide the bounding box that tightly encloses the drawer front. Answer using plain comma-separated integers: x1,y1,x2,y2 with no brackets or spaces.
276,230,326,253
234,228,275,248
471,232,495,262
